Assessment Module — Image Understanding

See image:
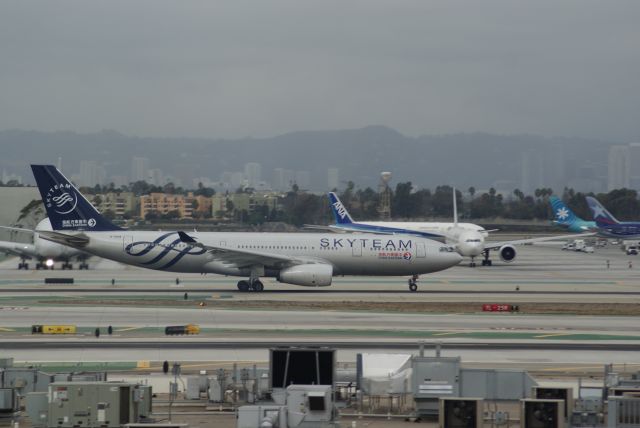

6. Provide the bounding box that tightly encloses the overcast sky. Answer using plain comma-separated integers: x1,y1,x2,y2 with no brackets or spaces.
1,1,639,141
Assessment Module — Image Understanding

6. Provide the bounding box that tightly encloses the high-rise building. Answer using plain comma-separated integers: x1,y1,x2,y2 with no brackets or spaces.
294,171,310,190
273,168,294,191
521,151,544,194
244,162,262,188
147,169,164,186
327,168,339,190
131,157,150,183
628,143,640,190
608,145,630,191
78,160,106,187
230,172,245,189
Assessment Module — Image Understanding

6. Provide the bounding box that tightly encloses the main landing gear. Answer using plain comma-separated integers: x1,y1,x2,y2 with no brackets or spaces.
237,279,264,292
481,250,493,266
408,274,419,292
18,258,29,270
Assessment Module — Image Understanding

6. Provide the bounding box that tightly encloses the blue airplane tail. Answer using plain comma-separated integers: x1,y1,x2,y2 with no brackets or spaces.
328,192,354,225
549,196,578,226
586,196,620,227
31,165,122,231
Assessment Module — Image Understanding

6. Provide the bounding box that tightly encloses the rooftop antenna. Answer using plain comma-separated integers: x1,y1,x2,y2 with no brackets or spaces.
453,187,458,226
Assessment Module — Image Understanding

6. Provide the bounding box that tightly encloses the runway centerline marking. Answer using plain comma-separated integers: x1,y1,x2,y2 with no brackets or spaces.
115,327,144,332
534,333,574,339
433,331,461,336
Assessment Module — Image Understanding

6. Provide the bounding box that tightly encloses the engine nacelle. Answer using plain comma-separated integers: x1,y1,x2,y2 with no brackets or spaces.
499,245,517,263
277,264,333,287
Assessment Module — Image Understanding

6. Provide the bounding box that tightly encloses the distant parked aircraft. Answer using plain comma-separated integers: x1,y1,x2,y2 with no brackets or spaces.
586,196,640,239
0,218,90,269
549,196,596,232
311,191,593,267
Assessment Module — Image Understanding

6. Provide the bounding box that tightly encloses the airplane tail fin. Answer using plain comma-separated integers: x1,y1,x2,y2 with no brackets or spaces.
328,192,354,224
586,196,620,226
549,196,579,225
31,165,122,231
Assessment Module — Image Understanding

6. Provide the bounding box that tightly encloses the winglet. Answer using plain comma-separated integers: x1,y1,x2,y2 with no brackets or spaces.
178,231,197,243
328,192,354,225
586,196,620,226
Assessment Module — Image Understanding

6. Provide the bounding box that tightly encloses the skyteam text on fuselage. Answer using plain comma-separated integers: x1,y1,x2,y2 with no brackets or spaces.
30,165,461,292
549,196,596,232
586,196,640,239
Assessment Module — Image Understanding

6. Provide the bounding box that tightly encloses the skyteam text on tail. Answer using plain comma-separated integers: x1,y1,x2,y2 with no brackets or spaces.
31,165,122,232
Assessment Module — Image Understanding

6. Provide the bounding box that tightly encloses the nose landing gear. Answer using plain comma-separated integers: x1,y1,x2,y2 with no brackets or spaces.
481,250,492,266
408,274,419,292
469,257,477,267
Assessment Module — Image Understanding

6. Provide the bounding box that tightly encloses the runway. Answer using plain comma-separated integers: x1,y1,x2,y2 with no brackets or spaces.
0,242,638,369
1,243,639,304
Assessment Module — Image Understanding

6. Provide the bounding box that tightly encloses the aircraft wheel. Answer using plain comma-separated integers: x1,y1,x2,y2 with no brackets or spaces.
237,280,250,292
253,281,264,292
409,282,418,292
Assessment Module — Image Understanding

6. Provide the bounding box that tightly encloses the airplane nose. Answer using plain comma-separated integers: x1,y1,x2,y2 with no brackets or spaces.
436,251,462,270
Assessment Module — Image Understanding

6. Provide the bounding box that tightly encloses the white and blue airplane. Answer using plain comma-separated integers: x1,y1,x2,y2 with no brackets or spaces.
314,192,590,267
30,165,462,292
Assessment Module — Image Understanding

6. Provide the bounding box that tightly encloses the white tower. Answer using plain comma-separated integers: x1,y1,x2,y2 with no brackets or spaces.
378,171,392,220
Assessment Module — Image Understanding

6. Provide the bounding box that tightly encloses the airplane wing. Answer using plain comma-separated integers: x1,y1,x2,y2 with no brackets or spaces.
178,231,327,269
37,231,90,247
302,224,350,233
0,226,36,234
0,241,37,259
483,232,596,251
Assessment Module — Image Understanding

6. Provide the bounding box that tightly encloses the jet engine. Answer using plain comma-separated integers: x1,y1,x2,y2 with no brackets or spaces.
277,264,333,286
499,245,517,263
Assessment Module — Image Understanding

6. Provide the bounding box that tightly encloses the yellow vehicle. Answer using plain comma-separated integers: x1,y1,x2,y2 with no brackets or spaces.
165,323,200,335
32,325,77,334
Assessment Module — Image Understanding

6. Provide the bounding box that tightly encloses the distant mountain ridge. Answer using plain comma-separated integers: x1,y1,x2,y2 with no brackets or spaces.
0,126,614,191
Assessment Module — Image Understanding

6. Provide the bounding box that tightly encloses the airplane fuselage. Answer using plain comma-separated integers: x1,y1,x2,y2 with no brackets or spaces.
331,221,487,258
594,222,640,239
60,231,461,278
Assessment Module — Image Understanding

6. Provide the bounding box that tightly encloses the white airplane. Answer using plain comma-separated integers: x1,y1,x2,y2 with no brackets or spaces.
315,191,591,267
30,165,462,292
0,218,90,270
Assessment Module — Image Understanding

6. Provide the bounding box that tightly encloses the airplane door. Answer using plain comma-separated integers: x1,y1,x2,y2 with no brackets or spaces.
123,236,133,251
220,241,227,247
416,242,426,258
352,243,362,257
